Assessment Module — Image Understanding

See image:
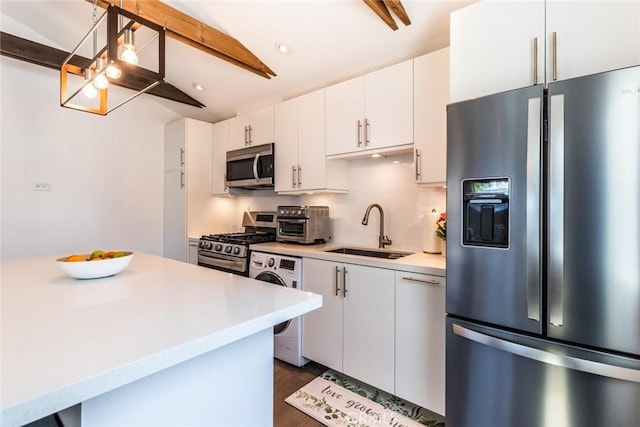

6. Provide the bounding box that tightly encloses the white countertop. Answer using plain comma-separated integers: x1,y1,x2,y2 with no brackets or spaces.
0,252,321,426
249,242,446,276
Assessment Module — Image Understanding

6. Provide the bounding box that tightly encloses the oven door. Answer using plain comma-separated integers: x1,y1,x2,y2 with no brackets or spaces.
198,251,248,276
226,143,274,189
277,219,307,242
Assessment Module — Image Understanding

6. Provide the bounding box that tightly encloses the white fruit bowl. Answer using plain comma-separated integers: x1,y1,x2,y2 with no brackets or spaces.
56,252,134,279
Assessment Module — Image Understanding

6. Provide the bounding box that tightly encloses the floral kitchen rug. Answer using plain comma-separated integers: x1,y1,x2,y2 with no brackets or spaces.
285,369,445,427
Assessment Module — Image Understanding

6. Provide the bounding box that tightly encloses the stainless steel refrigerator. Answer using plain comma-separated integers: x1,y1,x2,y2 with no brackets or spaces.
446,66,640,426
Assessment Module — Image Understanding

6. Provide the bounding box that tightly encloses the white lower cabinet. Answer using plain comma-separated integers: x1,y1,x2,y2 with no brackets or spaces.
395,271,446,416
302,258,395,392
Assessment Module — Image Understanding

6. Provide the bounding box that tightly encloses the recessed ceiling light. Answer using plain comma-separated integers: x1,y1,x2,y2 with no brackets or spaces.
371,153,382,158
275,43,292,55
192,82,205,91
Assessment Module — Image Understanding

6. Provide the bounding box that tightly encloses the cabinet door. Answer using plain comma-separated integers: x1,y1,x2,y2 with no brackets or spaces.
297,89,326,191
247,105,275,146
227,116,248,151
414,48,449,185
164,169,186,262
364,59,413,150
185,119,214,238
546,1,640,82
302,258,344,371
325,76,365,156
450,1,545,102
212,120,230,195
165,120,185,171
395,272,446,416
274,98,299,192
342,264,395,393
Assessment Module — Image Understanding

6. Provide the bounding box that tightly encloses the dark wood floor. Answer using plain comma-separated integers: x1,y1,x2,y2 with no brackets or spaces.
274,359,327,427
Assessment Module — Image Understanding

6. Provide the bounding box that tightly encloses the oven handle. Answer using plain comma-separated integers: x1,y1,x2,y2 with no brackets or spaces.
198,252,245,271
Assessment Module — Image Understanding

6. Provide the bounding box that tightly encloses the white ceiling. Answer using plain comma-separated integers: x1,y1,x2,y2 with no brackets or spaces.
1,0,473,123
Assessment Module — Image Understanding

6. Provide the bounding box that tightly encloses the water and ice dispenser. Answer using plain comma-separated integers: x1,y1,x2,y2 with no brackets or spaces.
462,178,510,248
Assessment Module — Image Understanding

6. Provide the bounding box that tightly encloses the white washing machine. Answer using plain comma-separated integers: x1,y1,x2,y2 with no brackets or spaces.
249,251,308,367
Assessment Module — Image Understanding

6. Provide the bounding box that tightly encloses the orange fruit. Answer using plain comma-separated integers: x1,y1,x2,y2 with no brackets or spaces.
66,255,87,262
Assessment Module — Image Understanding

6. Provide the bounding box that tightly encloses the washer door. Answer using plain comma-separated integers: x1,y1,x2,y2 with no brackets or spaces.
254,271,290,335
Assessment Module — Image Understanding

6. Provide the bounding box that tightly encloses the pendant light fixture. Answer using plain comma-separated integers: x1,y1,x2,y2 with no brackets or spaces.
60,2,165,115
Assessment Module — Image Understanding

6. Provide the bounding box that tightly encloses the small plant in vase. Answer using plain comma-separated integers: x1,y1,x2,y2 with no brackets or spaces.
436,212,446,255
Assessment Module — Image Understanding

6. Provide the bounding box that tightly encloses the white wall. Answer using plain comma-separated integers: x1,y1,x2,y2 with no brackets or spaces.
0,57,180,258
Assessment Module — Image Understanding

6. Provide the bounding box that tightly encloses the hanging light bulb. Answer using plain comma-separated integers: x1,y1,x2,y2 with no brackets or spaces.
92,57,109,89
121,29,139,65
105,63,121,79
82,69,98,99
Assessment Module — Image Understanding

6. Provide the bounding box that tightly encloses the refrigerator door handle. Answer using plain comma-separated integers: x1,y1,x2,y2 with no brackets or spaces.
452,324,640,383
526,97,542,322
548,94,565,326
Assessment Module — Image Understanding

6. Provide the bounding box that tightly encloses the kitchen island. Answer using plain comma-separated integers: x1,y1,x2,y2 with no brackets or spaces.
1,252,321,426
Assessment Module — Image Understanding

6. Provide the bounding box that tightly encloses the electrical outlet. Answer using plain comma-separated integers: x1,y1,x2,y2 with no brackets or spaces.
33,182,51,191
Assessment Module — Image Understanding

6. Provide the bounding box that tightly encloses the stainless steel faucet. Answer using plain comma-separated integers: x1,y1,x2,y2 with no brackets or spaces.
361,203,392,248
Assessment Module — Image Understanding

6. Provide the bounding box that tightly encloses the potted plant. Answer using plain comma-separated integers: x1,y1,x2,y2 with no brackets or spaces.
436,212,446,255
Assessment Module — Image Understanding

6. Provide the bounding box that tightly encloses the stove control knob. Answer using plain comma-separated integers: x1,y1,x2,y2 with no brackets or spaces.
214,244,223,252
268,257,276,268
202,242,211,250
233,247,241,255
199,241,205,249
224,246,232,254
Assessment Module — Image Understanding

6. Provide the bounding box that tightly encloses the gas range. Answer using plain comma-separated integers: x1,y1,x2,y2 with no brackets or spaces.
197,211,276,276
199,232,276,258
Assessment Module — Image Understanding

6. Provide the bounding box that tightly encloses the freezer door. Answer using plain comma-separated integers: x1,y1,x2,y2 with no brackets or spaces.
547,66,640,355
447,317,640,427
446,85,543,333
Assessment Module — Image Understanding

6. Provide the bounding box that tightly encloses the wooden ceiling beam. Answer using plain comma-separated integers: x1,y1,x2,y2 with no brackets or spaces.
0,32,205,108
89,0,276,79
363,0,398,30
363,0,411,30
384,0,411,26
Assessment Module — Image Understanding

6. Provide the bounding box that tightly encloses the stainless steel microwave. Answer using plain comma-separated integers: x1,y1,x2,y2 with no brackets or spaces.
226,143,274,190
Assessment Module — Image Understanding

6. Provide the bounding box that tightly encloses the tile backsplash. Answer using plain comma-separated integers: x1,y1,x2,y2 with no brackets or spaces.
214,153,446,252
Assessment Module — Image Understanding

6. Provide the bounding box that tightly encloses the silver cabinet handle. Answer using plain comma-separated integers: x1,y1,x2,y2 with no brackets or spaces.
252,152,260,182
244,125,249,145
223,173,228,192
357,120,363,147
291,165,297,188
297,165,302,186
180,170,185,189
548,94,565,326
335,266,341,296
552,31,558,81
180,148,185,166
526,96,542,322
247,125,253,145
532,37,538,85
452,324,640,383
401,276,440,286
364,118,370,146
342,266,348,297
415,148,421,180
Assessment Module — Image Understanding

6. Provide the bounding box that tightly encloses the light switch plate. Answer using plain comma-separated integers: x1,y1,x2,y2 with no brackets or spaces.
33,182,51,191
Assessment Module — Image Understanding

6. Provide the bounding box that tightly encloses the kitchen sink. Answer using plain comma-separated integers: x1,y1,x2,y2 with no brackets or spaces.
325,247,414,259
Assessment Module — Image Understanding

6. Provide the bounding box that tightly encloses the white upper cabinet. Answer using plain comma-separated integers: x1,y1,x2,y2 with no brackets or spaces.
450,1,545,102
450,0,640,102
212,119,230,195
275,89,348,193
228,105,275,151
414,47,449,185
326,59,413,156
545,1,640,82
